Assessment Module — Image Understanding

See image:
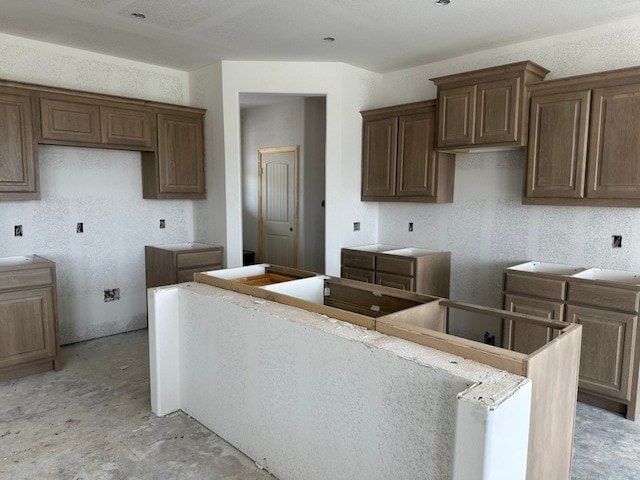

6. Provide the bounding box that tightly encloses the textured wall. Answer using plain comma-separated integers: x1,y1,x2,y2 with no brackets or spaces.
0,33,193,344
376,18,640,341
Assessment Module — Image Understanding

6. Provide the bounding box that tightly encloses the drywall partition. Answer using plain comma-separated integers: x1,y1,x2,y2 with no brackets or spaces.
149,282,531,480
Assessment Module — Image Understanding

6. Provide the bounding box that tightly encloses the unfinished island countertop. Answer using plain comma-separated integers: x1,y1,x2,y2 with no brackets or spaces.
148,264,582,480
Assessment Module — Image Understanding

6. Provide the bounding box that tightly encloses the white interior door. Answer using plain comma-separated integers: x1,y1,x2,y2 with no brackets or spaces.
258,146,298,267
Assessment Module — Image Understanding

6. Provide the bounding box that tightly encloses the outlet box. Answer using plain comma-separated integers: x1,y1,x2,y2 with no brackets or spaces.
160,219,166,229
353,222,360,232
104,288,120,302
14,225,23,237
76,222,83,233
612,235,622,248
408,222,414,232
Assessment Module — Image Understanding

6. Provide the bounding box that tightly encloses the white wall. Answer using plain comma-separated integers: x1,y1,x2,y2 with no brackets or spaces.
375,18,640,341
0,33,193,344
213,61,381,274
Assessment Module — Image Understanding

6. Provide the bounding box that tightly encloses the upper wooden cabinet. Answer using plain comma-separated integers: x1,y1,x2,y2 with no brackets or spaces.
142,109,206,200
0,77,206,201
39,94,154,150
430,61,549,151
525,66,640,207
361,100,455,203
0,86,39,200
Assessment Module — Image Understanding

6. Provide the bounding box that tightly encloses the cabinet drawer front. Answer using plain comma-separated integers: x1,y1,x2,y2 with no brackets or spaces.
375,272,414,292
0,267,53,291
0,287,57,369
341,266,375,284
341,251,375,270
568,282,639,312
376,255,415,276
40,97,101,144
177,267,221,283
101,105,153,149
504,273,566,300
176,250,222,269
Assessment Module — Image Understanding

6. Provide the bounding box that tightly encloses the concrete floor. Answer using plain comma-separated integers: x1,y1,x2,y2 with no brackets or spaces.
1,329,639,480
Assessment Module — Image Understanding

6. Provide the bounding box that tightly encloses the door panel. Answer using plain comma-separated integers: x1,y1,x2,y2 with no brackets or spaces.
397,112,436,197
526,90,590,199
437,85,476,147
259,146,298,267
362,117,397,198
587,84,640,198
502,294,563,354
475,77,520,144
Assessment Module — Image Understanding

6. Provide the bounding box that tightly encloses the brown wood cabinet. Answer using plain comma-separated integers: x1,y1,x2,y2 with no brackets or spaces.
0,77,206,201
0,255,60,381
341,245,450,298
142,109,205,199
431,61,549,151
0,86,39,200
145,243,223,288
525,65,640,206
361,100,455,203
502,261,640,420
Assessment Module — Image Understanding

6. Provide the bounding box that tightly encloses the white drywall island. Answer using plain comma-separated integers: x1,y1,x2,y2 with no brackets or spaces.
149,282,532,480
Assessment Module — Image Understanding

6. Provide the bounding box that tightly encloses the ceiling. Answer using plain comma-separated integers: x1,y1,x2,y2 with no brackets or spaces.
1,0,640,74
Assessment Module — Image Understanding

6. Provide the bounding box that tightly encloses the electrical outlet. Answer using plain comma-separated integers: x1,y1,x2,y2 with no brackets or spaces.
408,222,414,232
104,288,120,302
159,219,166,229
76,222,83,233
14,225,23,237
612,235,622,248
353,222,360,232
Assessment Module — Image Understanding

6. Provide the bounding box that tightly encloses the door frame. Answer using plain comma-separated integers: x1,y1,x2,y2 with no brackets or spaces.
257,145,300,267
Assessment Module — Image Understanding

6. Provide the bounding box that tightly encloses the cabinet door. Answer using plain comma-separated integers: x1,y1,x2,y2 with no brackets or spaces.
101,105,153,149
567,305,636,401
375,272,414,291
0,287,57,369
341,266,375,284
502,293,563,354
436,85,476,148
475,77,520,145
155,110,205,197
39,96,101,144
361,116,397,199
525,90,590,199
396,111,437,197
0,87,38,199
587,84,640,199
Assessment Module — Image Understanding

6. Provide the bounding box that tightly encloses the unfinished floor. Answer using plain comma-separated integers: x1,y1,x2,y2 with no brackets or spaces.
1,329,639,480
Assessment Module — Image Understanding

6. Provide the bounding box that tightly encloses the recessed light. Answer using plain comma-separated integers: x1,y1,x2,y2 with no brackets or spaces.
434,0,450,5
130,12,146,19
323,37,335,42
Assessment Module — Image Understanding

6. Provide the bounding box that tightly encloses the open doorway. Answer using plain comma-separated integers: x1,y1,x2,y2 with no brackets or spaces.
239,94,326,273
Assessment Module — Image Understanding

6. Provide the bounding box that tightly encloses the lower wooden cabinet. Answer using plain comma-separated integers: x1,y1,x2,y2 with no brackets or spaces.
340,245,450,298
567,305,637,402
0,255,60,381
145,243,223,288
502,261,640,420
503,293,563,355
